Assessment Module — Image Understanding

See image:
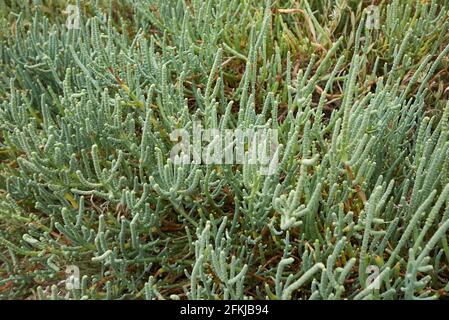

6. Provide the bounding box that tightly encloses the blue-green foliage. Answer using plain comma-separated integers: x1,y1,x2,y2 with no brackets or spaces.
1,0,449,300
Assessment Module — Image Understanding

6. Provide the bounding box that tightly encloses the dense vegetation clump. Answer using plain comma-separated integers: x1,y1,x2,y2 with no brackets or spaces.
1,0,449,300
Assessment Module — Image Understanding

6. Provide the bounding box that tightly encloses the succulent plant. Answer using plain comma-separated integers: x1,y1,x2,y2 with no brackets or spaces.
1,0,449,300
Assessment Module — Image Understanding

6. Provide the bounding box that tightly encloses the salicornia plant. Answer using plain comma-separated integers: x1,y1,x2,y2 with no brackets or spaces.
1,0,449,300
